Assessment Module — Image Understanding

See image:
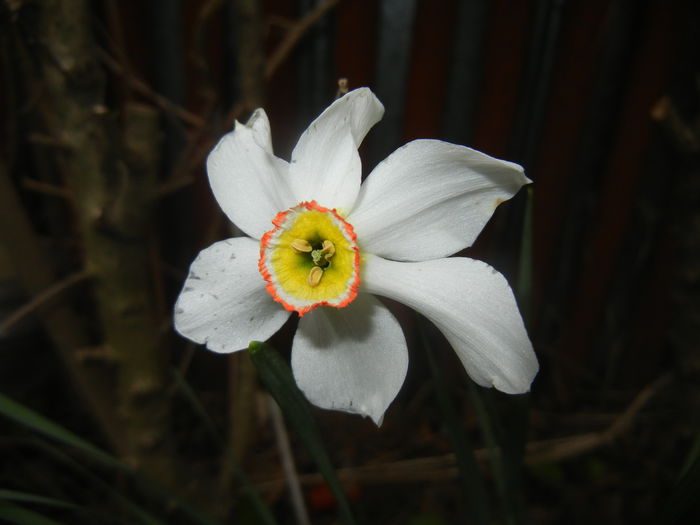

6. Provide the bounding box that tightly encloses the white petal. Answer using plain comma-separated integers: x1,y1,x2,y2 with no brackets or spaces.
349,140,530,261
207,110,295,240
174,237,290,354
246,107,275,154
290,128,361,213
363,255,538,394
307,87,385,149
288,88,384,213
291,294,407,425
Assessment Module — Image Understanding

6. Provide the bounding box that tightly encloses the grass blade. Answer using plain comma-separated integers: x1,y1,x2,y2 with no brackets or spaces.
468,385,523,525
248,341,355,525
419,318,491,525
172,369,225,447
517,186,534,325
0,489,77,510
0,392,216,525
23,438,165,525
0,392,123,470
0,501,66,525
658,440,700,525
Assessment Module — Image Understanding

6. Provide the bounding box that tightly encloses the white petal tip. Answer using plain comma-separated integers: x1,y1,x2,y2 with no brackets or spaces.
205,339,243,354
352,406,386,427
245,108,269,130
491,363,539,395
494,381,532,395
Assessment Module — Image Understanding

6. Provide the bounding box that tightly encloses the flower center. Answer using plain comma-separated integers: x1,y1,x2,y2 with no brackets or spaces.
258,201,360,316
290,238,336,286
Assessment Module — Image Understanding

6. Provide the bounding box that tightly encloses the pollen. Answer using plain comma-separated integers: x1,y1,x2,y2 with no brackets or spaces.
307,266,324,287
291,238,313,253
258,201,360,315
311,239,335,267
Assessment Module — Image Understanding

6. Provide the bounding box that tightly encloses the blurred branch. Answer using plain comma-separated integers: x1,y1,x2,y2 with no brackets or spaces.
21,178,72,199
100,51,205,128
0,159,122,453
525,374,671,464
265,0,341,79
234,0,266,110
111,103,171,474
31,0,173,482
268,395,311,525
220,0,267,485
159,0,343,197
190,0,224,97
651,96,700,154
0,269,90,337
256,374,671,491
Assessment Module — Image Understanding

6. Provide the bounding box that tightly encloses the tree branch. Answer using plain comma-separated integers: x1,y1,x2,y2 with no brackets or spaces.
0,270,90,337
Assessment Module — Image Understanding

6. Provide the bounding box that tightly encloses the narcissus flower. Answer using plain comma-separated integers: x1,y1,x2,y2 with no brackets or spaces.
174,88,538,424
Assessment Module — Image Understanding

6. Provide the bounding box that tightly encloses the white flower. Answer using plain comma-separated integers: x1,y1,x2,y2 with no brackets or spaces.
174,88,538,425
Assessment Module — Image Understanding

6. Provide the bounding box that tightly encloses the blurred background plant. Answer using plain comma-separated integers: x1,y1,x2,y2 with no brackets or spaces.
1,0,699,523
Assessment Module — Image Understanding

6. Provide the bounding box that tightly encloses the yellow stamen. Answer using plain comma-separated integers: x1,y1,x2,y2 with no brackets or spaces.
320,239,335,258
307,266,323,287
311,239,335,267
291,238,312,253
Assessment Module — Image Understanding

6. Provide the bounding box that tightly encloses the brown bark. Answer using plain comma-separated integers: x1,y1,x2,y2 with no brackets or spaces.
34,0,170,479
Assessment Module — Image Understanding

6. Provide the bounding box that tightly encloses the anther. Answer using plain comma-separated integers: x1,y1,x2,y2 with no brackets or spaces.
291,239,312,253
307,266,323,287
320,240,335,258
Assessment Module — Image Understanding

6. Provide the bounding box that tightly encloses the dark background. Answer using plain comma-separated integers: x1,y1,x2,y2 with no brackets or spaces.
1,0,698,523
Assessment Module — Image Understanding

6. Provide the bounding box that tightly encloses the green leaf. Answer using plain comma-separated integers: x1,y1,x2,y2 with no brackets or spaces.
0,501,66,525
248,341,355,525
468,385,525,525
419,318,490,525
23,438,165,525
658,442,700,524
0,489,77,510
172,369,224,447
0,393,216,525
0,392,123,470
517,186,534,325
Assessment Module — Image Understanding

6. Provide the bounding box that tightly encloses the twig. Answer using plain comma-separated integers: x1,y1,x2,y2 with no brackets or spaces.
28,133,71,149
222,0,341,127
190,0,226,73
651,96,700,154
602,373,671,440
99,51,205,128
0,270,90,337
255,374,671,492
0,157,122,453
21,178,72,199
157,175,197,196
265,0,341,79
161,0,342,197
268,395,311,525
